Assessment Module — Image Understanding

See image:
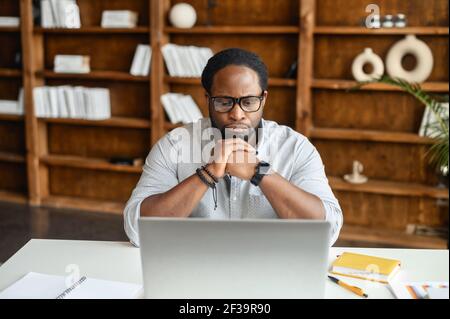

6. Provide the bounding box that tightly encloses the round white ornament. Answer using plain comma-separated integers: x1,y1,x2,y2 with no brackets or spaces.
386,35,434,83
169,3,197,28
352,48,385,81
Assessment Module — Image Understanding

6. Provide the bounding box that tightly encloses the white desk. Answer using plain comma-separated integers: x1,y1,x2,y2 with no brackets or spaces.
0,239,448,299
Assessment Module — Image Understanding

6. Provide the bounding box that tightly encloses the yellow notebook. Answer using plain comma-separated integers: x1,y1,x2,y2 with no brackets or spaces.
331,252,401,283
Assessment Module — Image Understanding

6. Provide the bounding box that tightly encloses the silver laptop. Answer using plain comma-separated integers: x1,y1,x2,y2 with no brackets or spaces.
138,217,331,299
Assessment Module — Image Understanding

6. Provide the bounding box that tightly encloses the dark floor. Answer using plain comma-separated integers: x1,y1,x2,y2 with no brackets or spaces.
0,201,128,263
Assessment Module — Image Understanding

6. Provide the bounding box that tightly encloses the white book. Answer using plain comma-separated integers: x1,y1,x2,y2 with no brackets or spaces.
89,88,110,120
45,87,58,117
0,17,20,27
183,46,197,77
199,47,214,70
62,86,76,118
59,0,80,28
49,0,61,27
141,46,152,76
101,11,138,28
0,100,20,115
33,87,45,117
187,46,202,76
56,86,69,118
177,46,190,77
160,93,178,124
161,44,177,76
0,272,143,299
73,86,86,118
130,44,147,76
41,0,55,28
184,95,203,122
170,93,191,124
83,88,93,119
167,44,182,76
17,88,25,115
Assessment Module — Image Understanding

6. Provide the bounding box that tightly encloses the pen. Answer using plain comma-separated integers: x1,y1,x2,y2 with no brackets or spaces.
328,275,368,298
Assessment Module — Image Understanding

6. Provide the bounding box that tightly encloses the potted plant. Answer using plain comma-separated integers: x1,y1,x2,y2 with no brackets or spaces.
355,75,449,186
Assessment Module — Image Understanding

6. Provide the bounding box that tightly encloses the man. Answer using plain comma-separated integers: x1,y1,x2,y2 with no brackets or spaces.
124,48,343,246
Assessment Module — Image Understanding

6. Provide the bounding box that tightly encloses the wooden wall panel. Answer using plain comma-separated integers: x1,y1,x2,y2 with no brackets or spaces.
313,90,427,132
45,79,150,119
0,121,25,153
314,35,449,81
49,167,140,202
76,0,149,26
0,0,20,16
0,162,27,193
316,0,449,27
0,33,21,68
314,140,438,184
170,34,299,78
47,124,150,159
0,78,21,100
170,0,300,26
44,34,149,72
335,191,449,230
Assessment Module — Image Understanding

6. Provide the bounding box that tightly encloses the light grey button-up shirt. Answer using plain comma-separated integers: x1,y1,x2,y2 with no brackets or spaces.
124,117,343,247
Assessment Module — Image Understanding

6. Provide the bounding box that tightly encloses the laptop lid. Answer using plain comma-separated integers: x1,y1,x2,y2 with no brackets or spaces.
138,217,331,299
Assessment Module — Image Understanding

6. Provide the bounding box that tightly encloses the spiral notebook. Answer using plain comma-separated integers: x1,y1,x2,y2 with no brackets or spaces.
0,272,143,299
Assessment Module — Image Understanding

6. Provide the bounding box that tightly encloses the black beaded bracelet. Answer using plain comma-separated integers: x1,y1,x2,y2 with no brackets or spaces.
201,165,219,183
196,168,218,210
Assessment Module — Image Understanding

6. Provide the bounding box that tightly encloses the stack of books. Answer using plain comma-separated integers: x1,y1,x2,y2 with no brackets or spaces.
33,86,111,120
130,45,152,76
54,55,90,74
40,0,81,28
101,10,138,28
0,16,20,27
0,89,24,115
160,93,203,124
161,44,213,77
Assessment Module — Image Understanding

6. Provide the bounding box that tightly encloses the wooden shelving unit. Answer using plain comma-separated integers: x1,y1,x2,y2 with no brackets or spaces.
0,0,448,248
0,0,27,203
300,0,449,248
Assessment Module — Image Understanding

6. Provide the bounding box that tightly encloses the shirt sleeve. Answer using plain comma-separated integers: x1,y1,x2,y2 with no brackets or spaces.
123,135,179,247
289,137,343,246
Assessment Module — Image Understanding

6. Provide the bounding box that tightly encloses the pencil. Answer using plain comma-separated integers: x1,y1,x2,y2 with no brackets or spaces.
328,275,368,298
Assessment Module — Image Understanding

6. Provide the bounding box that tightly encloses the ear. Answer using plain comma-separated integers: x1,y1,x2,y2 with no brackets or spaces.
261,90,268,107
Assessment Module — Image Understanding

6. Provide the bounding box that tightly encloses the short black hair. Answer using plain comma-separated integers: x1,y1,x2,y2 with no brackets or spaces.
201,48,268,94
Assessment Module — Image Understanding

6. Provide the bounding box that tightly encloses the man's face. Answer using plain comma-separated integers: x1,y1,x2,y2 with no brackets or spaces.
206,65,268,139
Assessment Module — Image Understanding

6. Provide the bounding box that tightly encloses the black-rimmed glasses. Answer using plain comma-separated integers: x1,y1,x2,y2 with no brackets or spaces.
208,92,265,113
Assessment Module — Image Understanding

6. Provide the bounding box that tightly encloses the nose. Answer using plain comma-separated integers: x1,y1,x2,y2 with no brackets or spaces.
228,102,246,121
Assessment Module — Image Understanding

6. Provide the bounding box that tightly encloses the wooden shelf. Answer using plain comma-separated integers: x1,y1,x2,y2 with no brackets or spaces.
164,26,299,34
314,26,449,35
34,26,149,34
38,70,149,82
40,154,143,174
329,176,449,199
0,152,26,164
41,195,124,215
39,117,150,129
0,190,28,204
339,224,448,249
0,26,20,33
310,127,436,145
0,114,24,122
312,79,449,93
165,76,297,87
0,68,22,78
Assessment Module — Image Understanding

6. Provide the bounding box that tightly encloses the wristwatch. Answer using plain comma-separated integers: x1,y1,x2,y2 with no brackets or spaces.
250,161,272,186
